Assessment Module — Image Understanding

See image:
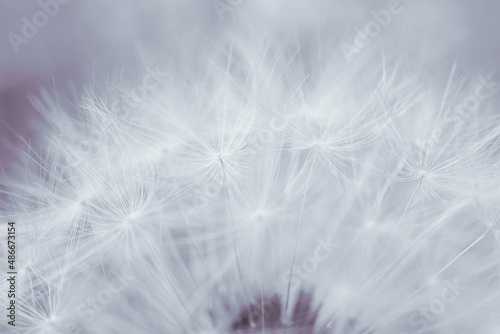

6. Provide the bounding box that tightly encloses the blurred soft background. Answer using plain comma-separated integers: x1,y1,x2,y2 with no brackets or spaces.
0,0,499,171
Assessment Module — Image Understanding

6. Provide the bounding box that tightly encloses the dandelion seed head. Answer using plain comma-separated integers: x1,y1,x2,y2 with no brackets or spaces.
3,14,500,334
